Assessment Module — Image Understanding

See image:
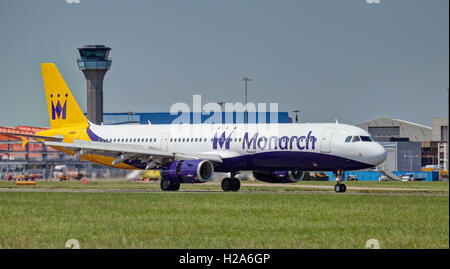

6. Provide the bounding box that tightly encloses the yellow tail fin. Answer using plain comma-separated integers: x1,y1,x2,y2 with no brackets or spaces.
41,63,88,129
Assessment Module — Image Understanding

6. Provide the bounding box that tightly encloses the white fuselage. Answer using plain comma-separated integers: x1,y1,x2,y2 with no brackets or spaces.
85,122,387,172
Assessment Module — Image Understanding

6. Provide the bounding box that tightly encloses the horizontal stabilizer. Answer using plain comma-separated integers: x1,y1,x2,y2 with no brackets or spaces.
0,132,63,142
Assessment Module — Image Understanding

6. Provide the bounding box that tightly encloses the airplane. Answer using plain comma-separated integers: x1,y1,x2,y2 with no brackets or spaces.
1,63,387,193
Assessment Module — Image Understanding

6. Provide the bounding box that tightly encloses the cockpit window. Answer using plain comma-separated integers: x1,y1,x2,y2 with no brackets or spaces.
351,136,360,142
345,136,352,143
360,136,372,142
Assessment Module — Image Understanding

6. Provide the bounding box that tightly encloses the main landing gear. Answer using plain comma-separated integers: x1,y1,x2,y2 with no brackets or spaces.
160,178,180,191
221,172,241,192
334,170,347,193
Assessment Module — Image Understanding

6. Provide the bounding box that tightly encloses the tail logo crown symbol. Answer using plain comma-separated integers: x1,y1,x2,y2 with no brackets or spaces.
51,93,68,120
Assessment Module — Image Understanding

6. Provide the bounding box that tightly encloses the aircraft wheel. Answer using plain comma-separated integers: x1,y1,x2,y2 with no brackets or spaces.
160,178,172,191
172,180,180,191
334,184,342,193
340,184,347,193
232,178,241,192
221,178,233,192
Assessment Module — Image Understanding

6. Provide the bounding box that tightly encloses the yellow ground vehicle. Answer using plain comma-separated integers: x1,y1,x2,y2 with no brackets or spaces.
141,170,161,181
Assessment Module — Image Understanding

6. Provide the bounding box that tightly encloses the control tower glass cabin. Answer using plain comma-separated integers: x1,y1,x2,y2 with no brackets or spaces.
77,45,112,125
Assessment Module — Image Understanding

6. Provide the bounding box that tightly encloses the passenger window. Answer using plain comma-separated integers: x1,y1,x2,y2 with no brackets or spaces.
345,136,352,143
352,136,360,142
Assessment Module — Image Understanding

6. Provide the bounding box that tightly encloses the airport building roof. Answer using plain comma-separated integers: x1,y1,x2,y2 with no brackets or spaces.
356,117,433,142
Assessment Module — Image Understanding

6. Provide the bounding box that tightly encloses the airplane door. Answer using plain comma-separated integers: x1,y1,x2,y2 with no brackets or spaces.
320,127,335,153
160,133,170,151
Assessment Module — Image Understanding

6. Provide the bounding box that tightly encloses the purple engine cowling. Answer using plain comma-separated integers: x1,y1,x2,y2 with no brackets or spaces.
160,159,214,183
252,170,305,183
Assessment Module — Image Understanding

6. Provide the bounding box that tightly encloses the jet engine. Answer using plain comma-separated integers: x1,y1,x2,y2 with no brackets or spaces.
160,160,214,183
252,170,306,183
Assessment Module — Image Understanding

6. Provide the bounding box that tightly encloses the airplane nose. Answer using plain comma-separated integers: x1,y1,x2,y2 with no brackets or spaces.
372,143,387,165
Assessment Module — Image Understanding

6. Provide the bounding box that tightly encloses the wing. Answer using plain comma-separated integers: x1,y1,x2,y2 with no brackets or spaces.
44,140,223,168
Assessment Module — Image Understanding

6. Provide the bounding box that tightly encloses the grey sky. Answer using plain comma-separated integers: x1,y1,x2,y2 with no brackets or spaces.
0,0,448,127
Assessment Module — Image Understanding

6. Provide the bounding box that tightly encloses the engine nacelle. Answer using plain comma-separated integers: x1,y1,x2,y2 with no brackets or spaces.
252,170,306,183
160,160,214,183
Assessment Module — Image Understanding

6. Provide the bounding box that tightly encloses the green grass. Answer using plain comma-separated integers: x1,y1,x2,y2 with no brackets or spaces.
0,191,448,249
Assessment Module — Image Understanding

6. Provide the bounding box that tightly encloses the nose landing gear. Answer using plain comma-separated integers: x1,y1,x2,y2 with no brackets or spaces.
334,170,347,193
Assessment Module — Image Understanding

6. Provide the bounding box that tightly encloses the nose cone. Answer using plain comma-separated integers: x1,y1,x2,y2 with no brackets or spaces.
370,143,387,165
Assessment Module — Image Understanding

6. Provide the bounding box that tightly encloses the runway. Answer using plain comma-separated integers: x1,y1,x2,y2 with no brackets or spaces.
0,184,447,196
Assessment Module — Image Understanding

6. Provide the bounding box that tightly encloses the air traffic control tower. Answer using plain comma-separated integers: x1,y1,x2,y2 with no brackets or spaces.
77,45,112,124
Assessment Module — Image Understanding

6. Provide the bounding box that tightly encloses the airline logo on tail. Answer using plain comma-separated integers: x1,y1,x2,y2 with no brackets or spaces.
41,63,88,129
51,93,68,120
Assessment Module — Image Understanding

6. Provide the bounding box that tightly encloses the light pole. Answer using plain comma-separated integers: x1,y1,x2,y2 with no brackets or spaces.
217,101,225,110
292,110,300,123
217,101,225,124
241,75,252,105
241,75,252,123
